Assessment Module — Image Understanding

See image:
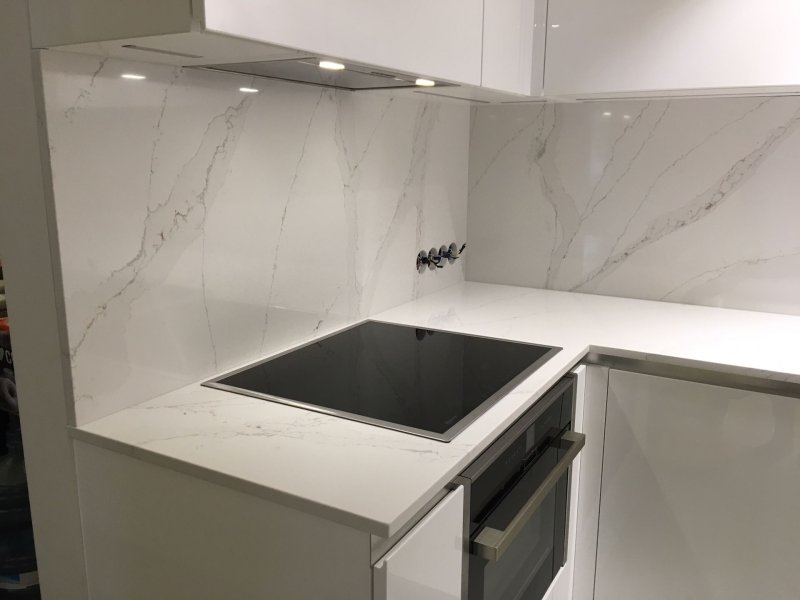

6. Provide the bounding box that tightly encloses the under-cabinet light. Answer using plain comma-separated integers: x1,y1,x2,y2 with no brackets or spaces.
415,78,436,87
121,73,146,80
319,60,346,71
239,87,259,93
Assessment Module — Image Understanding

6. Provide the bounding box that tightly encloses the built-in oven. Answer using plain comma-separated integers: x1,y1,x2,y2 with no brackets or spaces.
455,376,585,600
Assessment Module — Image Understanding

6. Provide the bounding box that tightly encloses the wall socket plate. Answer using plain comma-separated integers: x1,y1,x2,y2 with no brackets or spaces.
416,242,465,273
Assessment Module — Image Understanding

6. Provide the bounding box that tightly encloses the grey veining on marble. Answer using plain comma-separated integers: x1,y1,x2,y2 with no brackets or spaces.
41,50,468,425
467,97,800,316
74,281,800,537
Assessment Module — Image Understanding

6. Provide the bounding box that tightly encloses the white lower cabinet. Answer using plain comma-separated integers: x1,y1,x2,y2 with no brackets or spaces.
373,486,464,600
595,370,800,599
569,365,609,600
75,442,375,600
76,437,466,600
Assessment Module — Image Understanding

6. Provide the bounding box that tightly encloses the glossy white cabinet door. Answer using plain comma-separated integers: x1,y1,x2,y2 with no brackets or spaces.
570,365,609,600
203,0,484,85
596,370,800,599
374,486,464,600
545,0,800,97
481,0,548,95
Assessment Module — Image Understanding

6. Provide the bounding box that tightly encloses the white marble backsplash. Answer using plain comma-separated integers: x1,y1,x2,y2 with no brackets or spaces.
467,98,800,316
41,51,468,425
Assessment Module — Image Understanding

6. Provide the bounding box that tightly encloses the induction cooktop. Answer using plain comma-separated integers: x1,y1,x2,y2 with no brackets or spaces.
204,321,560,442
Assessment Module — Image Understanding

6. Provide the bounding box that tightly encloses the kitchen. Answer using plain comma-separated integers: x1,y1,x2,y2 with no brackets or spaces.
0,0,799,598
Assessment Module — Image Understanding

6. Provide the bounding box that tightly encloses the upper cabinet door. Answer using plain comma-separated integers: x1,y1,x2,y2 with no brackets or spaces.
202,0,484,85
544,0,800,98
481,0,548,95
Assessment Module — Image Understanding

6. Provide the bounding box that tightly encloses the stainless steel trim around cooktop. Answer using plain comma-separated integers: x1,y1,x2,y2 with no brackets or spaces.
202,320,562,443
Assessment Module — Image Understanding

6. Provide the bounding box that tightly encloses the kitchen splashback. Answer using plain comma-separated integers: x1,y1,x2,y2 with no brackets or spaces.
467,97,800,316
41,51,467,425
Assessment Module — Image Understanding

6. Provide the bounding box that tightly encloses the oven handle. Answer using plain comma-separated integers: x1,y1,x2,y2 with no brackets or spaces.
471,430,586,562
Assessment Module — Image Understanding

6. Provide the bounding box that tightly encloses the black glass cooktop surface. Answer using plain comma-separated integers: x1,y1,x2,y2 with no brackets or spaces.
204,321,560,442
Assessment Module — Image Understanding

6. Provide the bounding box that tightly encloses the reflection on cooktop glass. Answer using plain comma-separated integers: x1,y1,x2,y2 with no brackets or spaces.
206,321,559,441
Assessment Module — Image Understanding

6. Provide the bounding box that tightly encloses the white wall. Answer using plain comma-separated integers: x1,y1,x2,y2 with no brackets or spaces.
467,98,800,315
40,50,469,425
0,6,88,598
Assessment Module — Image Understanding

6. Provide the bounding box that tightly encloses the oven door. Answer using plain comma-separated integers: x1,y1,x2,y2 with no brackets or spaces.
468,430,585,600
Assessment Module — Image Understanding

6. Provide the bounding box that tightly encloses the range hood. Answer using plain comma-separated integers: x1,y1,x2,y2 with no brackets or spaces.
197,56,454,92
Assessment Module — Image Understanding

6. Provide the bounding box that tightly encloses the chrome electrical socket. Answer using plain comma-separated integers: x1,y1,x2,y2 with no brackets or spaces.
446,242,462,262
416,250,429,274
416,242,465,272
428,247,443,270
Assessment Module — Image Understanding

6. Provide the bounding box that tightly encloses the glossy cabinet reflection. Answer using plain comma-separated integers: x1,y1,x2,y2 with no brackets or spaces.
545,0,800,97
204,0,484,86
595,370,800,599
374,486,464,600
30,0,484,86
481,0,548,95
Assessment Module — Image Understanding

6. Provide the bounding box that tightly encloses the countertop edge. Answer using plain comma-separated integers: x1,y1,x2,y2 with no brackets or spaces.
68,426,394,538
586,347,800,394
70,343,800,539
70,344,800,538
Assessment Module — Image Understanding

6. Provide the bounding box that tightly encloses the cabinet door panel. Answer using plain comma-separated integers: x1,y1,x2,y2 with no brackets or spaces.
596,370,800,599
482,0,547,95
570,365,608,600
203,0,483,85
545,0,800,96
374,486,464,600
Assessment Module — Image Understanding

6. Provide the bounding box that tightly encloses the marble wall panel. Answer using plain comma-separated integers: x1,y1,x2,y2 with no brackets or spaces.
468,98,800,316
41,51,468,425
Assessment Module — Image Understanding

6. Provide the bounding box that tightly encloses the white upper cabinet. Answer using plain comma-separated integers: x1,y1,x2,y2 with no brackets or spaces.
30,0,483,86
31,0,800,99
544,0,800,98
203,0,483,86
481,0,548,95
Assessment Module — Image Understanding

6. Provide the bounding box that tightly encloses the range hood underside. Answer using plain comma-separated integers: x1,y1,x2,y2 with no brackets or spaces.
197,57,455,91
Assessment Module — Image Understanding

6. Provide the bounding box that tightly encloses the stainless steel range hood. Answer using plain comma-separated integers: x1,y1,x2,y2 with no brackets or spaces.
196,56,453,91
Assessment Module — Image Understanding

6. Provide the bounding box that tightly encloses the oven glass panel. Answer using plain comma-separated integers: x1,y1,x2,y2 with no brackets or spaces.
468,387,570,529
469,445,570,600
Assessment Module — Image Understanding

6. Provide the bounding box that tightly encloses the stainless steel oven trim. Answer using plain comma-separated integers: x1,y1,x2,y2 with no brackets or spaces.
471,431,585,562
456,376,579,599
203,319,562,443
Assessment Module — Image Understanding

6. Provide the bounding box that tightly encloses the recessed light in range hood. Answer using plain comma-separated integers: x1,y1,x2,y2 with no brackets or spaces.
196,57,454,91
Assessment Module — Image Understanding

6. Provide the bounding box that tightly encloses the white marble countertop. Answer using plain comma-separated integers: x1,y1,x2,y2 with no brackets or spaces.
71,283,800,537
